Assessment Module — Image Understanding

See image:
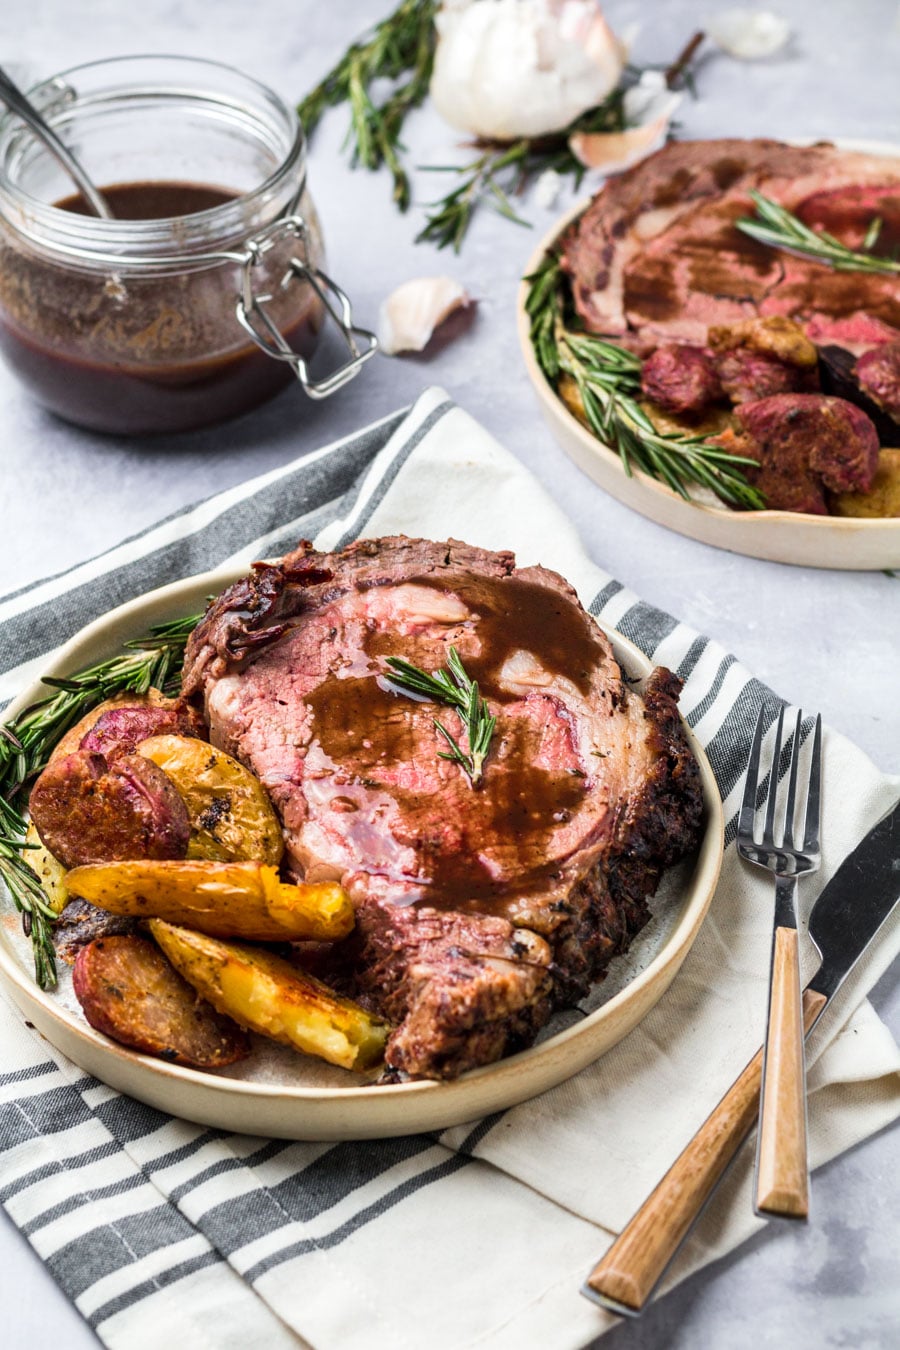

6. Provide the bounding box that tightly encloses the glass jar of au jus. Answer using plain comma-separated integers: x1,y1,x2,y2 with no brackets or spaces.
0,56,376,434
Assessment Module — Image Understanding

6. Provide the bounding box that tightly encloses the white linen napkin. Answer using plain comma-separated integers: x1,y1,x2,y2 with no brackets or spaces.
1,387,897,1350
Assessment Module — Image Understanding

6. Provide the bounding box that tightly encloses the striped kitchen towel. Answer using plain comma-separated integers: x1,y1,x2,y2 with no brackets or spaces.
1,387,898,1350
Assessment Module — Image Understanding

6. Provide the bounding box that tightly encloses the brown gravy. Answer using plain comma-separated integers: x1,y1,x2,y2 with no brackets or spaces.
302,572,607,911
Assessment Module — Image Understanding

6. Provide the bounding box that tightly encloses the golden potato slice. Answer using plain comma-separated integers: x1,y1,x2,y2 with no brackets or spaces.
828,448,900,518
64,860,354,942
149,920,389,1071
639,400,734,439
137,735,283,865
48,688,175,766
22,821,69,914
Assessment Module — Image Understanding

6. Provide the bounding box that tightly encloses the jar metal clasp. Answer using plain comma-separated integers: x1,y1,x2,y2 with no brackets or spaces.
235,215,378,400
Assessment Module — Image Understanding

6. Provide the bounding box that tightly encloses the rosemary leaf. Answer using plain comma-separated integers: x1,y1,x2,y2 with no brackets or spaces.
384,647,495,787
298,0,440,214
735,190,900,276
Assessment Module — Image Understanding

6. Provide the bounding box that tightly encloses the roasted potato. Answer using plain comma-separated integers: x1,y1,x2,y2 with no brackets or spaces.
149,920,388,1071
48,688,183,766
65,859,354,942
639,399,733,440
136,735,283,865
73,934,250,1068
22,821,69,914
81,703,205,757
29,751,190,869
828,448,900,518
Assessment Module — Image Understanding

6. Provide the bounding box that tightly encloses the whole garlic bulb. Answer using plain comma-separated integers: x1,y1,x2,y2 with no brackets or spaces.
430,0,625,141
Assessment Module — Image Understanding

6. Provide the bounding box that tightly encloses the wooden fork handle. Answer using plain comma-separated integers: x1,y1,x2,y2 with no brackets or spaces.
755,925,808,1218
583,988,828,1315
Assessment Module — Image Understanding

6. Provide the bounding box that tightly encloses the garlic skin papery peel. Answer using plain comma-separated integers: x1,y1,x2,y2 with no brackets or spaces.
377,278,471,356
706,8,790,60
569,70,682,173
430,0,625,141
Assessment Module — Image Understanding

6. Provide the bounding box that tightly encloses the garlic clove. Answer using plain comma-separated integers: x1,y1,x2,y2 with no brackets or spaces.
377,278,472,357
569,119,665,173
706,8,790,60
569,110,672,174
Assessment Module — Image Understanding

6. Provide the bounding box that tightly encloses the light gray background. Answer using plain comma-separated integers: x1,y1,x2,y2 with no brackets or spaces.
0,1,898,1347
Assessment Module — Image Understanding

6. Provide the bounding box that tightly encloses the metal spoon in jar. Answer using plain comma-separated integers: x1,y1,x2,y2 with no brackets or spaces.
0,66,112,218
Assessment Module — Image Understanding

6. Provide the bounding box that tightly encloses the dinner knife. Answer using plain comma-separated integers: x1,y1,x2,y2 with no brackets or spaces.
581,799,900,1318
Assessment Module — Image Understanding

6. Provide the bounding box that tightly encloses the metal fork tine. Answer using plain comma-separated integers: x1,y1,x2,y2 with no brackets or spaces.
782,709,803,849
762,706,785,845
803,714,823,851
739,706,767,841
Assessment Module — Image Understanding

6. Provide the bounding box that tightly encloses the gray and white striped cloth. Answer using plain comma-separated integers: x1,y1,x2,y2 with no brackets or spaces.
2,388,899,1350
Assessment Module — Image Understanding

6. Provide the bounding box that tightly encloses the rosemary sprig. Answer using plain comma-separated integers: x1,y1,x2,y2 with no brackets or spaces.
300,12,703,251
416,85,630,251
0,613,200,988
735,190,900,276
384,647,496,787
298,0,439,210
525,252,766,510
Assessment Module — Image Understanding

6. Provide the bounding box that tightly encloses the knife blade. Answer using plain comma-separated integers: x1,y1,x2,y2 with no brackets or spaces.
806,802,900,1007
581,797,900,1318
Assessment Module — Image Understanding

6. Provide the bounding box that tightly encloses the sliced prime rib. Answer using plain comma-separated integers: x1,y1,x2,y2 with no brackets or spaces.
562,138,900,351
183,537,703,1079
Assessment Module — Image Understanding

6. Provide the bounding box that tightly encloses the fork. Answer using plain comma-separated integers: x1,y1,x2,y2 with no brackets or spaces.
737,705,822,1220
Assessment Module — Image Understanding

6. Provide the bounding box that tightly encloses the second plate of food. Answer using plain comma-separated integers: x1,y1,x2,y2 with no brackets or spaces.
518,138,900,570
0,552,723,1139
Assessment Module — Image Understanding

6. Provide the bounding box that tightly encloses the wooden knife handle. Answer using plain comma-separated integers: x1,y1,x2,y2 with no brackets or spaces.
583,987,828,1315
755,926,808,1218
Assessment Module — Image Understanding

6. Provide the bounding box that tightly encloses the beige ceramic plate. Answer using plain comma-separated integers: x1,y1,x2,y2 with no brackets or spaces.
0,564,723,1140
518,156,900,572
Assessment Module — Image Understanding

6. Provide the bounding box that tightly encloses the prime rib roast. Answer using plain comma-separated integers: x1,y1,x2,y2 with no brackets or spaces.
182,536,703,1080
562,138,900,353
562,138,900,512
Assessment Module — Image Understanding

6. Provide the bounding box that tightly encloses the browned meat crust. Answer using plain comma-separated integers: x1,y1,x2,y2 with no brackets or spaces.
344,904,554,1080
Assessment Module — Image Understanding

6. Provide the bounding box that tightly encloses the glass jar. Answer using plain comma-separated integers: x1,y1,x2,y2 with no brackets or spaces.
0,55,375,435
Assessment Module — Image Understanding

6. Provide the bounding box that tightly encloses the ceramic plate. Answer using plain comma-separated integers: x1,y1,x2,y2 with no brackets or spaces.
518,142,900,572
0,563,723,1140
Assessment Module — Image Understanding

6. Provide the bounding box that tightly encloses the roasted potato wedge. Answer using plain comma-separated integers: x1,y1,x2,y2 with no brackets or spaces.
136,735,283,865
64,859,354,942
22,821,69,914
73,934,249,1068
149,920,388,1071
48,688,179,766
828,448,900,518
